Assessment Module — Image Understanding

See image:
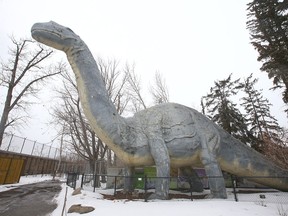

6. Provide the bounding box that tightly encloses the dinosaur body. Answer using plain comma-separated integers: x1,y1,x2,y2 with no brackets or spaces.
31,21,288,199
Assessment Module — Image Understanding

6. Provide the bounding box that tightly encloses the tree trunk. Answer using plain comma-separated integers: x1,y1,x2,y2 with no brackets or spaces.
0,112,8,147
0,85,13,147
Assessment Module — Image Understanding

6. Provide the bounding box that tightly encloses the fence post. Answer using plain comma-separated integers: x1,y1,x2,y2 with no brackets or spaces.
40,143,45,157
81,174,84,189
66,173,69,185
20,138,26,154
6,134,14,151
144,175,148,202
114,176,117,196
231,175,238,202
31,141,36,155
48,144,52,158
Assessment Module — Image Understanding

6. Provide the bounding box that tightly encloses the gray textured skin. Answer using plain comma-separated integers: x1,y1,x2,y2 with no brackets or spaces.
31,21,288,199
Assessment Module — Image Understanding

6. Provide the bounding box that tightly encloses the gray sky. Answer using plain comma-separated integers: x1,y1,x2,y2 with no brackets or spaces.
0,0,286,144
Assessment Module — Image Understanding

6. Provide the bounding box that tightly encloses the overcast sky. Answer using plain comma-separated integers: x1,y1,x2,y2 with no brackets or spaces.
0,0,286,144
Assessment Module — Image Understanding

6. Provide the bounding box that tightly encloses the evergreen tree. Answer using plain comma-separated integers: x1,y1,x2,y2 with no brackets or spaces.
247,0,288,104
240,73,283,152
201,74,250,144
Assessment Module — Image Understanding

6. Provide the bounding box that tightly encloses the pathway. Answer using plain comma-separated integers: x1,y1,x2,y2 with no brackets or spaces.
0,180,62,216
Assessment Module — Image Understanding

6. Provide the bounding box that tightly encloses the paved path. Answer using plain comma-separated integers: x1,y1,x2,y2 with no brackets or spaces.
0,180,62,216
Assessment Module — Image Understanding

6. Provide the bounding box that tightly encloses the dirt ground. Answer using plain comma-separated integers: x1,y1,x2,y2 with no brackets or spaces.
101,190,207,201
100,189,277,201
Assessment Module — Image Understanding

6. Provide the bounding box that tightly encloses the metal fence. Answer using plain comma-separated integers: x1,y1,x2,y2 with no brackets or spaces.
68,173,288,204
1,133,78,160
67,172,78,189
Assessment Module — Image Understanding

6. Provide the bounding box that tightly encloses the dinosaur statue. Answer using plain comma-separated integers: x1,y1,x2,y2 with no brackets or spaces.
31,21,288,200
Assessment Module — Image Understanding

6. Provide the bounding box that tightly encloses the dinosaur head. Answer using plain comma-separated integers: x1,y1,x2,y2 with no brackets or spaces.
31,21,81,52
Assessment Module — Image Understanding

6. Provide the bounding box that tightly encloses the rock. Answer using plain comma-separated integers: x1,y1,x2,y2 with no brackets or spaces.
68,204,95,214
72,187,82,196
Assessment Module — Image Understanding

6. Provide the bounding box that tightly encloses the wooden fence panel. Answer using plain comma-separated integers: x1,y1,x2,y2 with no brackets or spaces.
0,158,11,184
0,151,88,180
0,157,24,184
6,158,24,184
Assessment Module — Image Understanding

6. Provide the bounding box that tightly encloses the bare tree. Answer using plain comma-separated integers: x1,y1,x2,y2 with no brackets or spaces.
53,69,102,172
125,64,147,112
98,57,130,115
150,71,170,104
0,37,62,146
262,130,288,169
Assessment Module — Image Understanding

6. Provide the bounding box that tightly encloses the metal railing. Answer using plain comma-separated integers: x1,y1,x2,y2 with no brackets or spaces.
68,173,288,204
67,172,78,189
0,133,78,160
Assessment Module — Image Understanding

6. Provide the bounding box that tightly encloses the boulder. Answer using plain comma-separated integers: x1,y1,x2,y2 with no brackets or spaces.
72,187,82,196
68,204,95,214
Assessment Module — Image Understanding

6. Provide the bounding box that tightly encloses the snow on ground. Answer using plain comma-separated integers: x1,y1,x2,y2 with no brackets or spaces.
51,185,288,216
52,178,288,216
1,175,287,216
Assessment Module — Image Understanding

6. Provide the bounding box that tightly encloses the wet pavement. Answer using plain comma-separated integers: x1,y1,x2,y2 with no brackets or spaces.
0,180,62,216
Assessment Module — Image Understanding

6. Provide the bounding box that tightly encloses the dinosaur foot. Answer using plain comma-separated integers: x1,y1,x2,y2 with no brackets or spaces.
147,193,169,200
209,190,227,199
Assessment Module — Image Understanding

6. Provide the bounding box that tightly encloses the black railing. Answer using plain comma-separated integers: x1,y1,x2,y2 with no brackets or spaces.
66,172,78,189
66,173,288,204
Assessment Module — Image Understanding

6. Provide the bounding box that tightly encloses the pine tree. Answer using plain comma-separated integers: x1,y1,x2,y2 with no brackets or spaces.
247,0,288,104
240,73,283,152
202,74,250,144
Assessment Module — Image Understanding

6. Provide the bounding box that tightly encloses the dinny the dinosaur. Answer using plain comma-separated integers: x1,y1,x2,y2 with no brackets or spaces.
31,21,288,200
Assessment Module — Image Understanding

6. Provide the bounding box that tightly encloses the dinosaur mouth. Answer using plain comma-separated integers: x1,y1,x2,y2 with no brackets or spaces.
31,28,62,40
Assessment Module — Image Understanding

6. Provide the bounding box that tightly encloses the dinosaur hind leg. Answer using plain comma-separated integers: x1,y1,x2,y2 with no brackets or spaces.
179,167,204,192
201,148,227,198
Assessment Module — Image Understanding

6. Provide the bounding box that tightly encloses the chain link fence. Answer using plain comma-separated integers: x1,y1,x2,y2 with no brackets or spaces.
0,133,78,160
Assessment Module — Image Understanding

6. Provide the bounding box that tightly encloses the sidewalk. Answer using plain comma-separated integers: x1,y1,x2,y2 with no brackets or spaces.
0,180,62,216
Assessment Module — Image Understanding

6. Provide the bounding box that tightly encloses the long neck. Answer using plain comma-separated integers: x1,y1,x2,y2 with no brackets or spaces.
66,42,126,146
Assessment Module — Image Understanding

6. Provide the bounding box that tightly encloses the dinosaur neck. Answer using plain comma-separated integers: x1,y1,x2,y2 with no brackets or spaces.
66,42,126,146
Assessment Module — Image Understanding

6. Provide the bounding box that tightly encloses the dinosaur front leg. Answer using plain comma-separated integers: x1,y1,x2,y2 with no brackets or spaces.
201,148,227,198
148,138,170,200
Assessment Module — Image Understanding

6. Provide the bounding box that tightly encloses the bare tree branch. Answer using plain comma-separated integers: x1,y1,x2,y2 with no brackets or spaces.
150,71,170,104
125,63,147,112
0,37,62,146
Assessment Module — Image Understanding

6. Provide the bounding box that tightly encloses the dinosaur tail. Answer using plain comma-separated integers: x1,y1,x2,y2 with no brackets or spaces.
217,129,288,192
